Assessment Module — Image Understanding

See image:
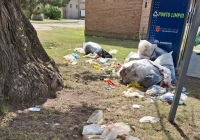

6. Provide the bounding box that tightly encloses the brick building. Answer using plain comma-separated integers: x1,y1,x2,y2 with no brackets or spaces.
85,0,152,40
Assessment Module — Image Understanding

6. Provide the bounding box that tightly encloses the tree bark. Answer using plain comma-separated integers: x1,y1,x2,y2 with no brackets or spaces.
0,0,64,103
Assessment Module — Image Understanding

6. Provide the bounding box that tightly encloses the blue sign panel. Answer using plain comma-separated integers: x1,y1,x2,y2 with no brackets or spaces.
148,0,189,65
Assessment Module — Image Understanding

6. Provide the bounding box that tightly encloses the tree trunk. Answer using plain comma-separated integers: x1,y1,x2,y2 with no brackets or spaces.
0,0,64,103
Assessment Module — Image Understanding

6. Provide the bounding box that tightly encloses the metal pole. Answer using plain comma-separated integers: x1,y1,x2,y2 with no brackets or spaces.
168,0,200,123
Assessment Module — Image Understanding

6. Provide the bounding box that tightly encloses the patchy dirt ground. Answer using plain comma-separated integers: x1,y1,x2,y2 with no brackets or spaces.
1,23,200,140
1,56,200,140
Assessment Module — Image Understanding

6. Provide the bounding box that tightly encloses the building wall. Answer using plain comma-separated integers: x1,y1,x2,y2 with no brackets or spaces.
85,0,144,40
67,0,79,19
139,0,152,39
62,0,85,19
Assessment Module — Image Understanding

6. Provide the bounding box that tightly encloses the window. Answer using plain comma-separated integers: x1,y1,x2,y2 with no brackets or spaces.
70,4,72,8
145,2,147,8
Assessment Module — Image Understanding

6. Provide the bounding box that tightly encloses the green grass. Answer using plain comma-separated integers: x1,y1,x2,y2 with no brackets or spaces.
37,27,138,62
30,19,79,24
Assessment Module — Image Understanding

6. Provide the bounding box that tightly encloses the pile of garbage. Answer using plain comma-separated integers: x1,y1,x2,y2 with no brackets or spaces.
119,40,188,105
63,41,188,105
62,41,189,139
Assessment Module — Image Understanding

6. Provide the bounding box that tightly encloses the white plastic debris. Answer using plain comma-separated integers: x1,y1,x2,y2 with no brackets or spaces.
123,88,144,98
124,52,145,64
160,92,187,104
139,116,160,124
102,122,131,140
132,104,140,109
70,61,78,65
138,40,156,59
126,135,140,140
87,110,103,124
84,53,99,59
182,87,186,93
97,58,109,64
29,107,40,112
63,54,76,62
74,47,85,53
109,49,118,55
82,124,105,135
146,85,166,95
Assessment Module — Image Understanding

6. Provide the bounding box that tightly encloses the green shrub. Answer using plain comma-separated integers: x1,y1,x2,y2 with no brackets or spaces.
45,6,62,20
31,14,44,21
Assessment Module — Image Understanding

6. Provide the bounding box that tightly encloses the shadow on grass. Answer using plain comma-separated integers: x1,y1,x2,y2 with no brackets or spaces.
154,101,190,140
154,101,174,140
170,122,190,140
184,76,200,100
1,102,100,140
85,36,139,49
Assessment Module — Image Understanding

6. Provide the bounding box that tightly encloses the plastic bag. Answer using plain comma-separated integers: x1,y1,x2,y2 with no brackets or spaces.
138,40,156,59
154,52,177,83
82,124,105,135
123,88,144,98
63,54,76,62
159,92,174,103
146,85,166,95
83,42,102,56
87,110,103,124
160,92,187,104
124,52,144,64
139,116,160,124
118,59,162,88
102,122,131,139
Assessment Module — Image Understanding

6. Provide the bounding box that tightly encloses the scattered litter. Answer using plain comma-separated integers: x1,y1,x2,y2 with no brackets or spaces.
85,53,99,59
160,92,187,105
106,85,115,90
82,124,105,135
85,59,97,65
139,116,160,124
87,110,103,125
104,78,120,87
123,88,144,98
127,82,143,88
132,104,140,109
146,85,166,95
109,49,118,55
182,87,186,93
49,47,53,49
102,122,131,140
29,107,40,112
71,53,80,59
97,58,110,65
63,54,76,62
160,92,174,103
70,61,78,65
126,135,140,140
93,65,100,70
145,98,154,103
74,47,85,53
